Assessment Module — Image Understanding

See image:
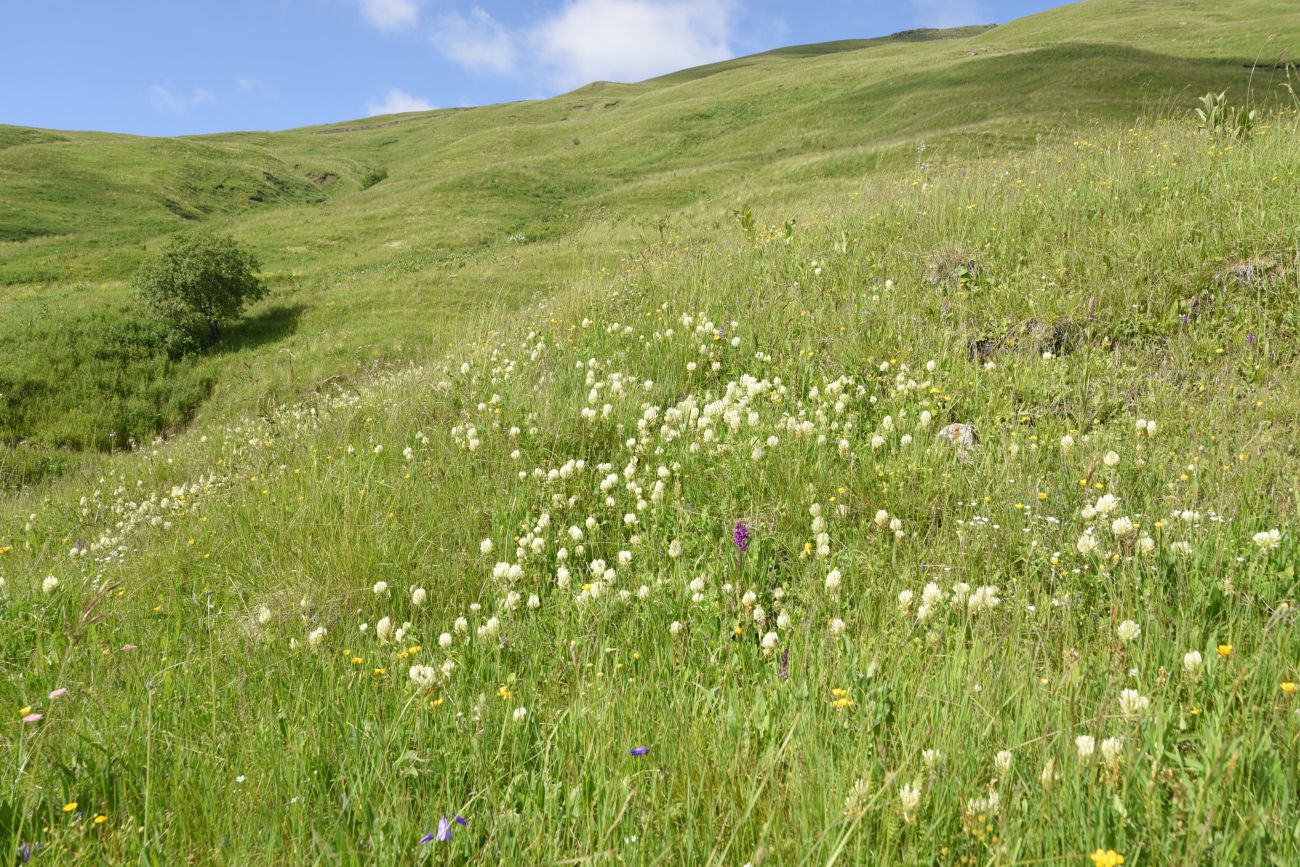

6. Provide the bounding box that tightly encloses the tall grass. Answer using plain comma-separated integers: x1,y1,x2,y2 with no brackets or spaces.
1,115,1297,864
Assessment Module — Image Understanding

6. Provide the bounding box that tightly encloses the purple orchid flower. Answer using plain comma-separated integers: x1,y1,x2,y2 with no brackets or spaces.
733,521,750,553
630,746,650,756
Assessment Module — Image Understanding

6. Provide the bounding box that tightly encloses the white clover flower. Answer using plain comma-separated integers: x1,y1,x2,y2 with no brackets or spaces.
411,587,427,606
1060,434,1074,451
1111,516,1135,536
1253,529,1282,551
825,569,842,592
1076,532,1100,556
776,610,792,630
828,617,847,636
438,632,453,649
1118,688,1150,719
994,750,1013,777
307,626,327,647
453,616,469,633
1101,736,1124,765
372,581,389,596
741,590,757,609
1182,650,1203,677
921,582,944,608
899,781,922,822
1040,757,1058,788
922,748,942,769
843,778,871,817
42,575,59,594
1094,494,1119,516
967,585,1002,614
668,540,683,558
874,509,890,528
409,665,437,689
897,589,914,612
669,620,683,636
257,605,273,625
480,538,494,555
513,706,527,722
376,616,394,643
1116,620,1141,643
1075,735,1096,760
760,631,779,652
1103,450,1120,467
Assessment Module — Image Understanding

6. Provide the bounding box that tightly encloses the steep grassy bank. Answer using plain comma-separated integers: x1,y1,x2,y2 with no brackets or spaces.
1,112,1297,864
2,0,1297,484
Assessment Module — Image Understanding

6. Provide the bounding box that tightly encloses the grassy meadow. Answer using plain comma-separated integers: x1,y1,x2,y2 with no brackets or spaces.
3,0,1298,485
2,0,1300,864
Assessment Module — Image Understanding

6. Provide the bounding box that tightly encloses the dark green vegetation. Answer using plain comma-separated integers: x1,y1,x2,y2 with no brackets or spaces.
0,0,1297,488
135,230,266,353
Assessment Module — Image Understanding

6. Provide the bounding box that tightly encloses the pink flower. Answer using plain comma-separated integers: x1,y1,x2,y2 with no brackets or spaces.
22,713,42,724
48,688,68,700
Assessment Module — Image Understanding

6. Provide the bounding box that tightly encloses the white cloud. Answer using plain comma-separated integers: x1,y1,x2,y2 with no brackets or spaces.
910,0,990,28
359,0,420,32
430,0,736,90
533,0,735,89
366,87,434,116
149,85,215,113
433,7,518,76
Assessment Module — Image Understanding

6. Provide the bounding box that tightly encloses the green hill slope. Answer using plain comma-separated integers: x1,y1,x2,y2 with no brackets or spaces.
2,0,1300,862
2,2,1296,479
2,107,1299,864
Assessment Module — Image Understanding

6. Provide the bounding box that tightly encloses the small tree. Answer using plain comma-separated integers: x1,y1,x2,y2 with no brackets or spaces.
136,230,265,353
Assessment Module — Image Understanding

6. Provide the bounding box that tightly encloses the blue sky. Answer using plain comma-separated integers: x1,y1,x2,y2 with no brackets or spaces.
2,0,1067,136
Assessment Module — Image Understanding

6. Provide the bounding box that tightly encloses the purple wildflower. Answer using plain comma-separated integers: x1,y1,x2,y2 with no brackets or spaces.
429,816,468,843
1246,332,1256,345
630,746,650,756
732,521,750,553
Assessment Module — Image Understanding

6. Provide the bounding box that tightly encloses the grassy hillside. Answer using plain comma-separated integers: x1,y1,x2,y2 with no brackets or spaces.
2,110,1299,863
1,0,1300,862
2,0,1297,487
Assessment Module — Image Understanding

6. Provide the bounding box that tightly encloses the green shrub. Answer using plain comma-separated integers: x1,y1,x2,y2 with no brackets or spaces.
359,167,389,190
136,230,266,354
